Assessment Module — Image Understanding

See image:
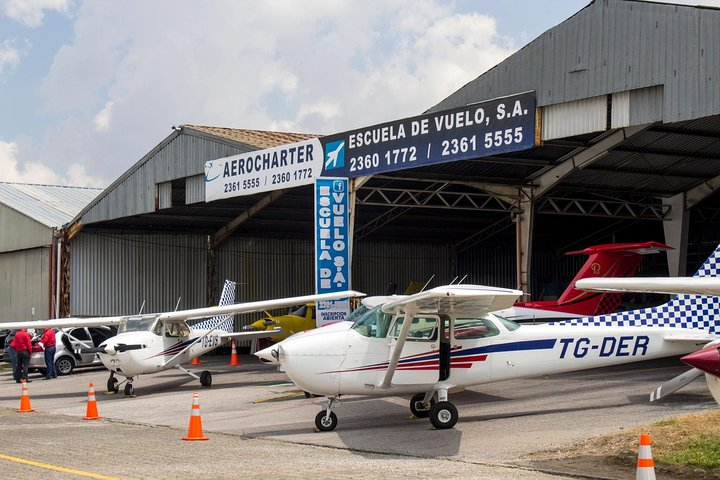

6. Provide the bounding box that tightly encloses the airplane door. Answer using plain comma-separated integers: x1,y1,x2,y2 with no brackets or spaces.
388,314,444,385
448,317,498,384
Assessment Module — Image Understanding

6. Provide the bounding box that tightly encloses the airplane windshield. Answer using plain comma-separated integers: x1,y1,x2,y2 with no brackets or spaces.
344,304,370,324
352,306,393,338
490,314,521,331
117,317,159,334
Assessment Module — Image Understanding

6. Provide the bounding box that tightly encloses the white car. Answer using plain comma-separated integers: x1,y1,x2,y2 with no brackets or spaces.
29,326,116,376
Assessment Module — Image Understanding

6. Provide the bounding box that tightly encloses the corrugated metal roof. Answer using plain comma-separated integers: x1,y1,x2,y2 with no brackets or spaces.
182,125,318,149
0,182,101,228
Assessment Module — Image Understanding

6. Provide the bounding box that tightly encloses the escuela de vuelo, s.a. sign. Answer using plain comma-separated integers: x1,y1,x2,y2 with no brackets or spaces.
319,91,536,178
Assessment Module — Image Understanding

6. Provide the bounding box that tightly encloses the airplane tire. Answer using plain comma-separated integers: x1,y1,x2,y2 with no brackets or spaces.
107,376,119,393
124,383,134,397
315,411,338,432
200,370,212,387
410,393,435,418
429,401,458,429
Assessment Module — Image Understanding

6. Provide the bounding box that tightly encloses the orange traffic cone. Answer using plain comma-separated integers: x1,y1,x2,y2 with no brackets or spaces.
17,380,34,413
83,382,103,420
636,433,656,480
228,341,240,366
191,356,201,365
182,392,209,441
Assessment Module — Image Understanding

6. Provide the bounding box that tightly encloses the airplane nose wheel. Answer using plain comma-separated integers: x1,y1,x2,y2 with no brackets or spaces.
429,401,458,429
107,374,119,394
124,382,135,397
315,397,339,432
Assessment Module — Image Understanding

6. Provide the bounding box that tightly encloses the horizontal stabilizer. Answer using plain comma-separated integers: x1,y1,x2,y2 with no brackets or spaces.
663,333,717,343
221,328,285,341
650,368,703,402
576,277,720,296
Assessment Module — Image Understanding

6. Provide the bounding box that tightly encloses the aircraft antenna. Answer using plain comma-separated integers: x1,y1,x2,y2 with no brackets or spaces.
137,300,146,315
449,276,459,285
420,274,435,292
457,274,468,285
174,297,182,312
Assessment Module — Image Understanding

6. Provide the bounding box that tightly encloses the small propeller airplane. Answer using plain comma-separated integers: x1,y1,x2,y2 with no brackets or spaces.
257,244,720,432
2,280,363,396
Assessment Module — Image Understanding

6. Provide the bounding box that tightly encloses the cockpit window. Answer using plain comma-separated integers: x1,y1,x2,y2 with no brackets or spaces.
118,316,158,334
454,318,500,339
344,305,369,324
492,314,521,331
391,316,438,341
352,306,393,338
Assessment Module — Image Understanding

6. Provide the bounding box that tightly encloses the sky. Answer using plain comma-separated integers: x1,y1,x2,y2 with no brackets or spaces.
1,0,719,188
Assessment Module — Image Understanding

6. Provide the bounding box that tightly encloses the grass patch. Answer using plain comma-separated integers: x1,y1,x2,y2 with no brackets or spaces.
659,434,720,469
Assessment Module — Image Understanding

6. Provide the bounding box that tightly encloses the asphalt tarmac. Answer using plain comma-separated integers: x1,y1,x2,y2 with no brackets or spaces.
0,355,715,479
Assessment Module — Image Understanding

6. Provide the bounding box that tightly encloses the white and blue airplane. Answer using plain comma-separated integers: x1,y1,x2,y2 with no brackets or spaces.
258,245,720,431
3,281,363,396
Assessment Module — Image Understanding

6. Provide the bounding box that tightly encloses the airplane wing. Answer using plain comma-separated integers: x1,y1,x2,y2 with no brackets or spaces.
378,285,523,389
575,277,720,296
380,285,523,316
1,290,364,330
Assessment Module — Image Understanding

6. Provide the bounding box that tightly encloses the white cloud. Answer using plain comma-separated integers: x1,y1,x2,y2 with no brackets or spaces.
0,38,21,75
1,0,72,27
0,137,105,186
93,100,114,132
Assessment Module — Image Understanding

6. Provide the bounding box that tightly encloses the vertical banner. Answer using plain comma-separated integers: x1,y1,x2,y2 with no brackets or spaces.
315,177,350,326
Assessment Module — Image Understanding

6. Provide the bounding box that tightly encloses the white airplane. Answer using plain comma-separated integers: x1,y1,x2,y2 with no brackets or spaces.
257,245,720,431
3,280,363,397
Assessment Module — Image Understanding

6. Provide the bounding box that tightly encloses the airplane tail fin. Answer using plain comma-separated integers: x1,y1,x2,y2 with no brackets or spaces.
551,243,720,334
190,280,236,332
516,241,671,316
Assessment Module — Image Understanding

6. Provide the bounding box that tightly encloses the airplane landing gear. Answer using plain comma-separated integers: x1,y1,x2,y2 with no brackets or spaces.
409,392,435,418
124,380,135,397
107,373,119,394
315,397,338,432
429,401,458,429
200,370,212,387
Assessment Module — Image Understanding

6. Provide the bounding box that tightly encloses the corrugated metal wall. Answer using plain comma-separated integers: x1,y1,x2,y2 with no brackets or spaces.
70,232,207,316
82,134,250,223
0,204,53,252
429,0,720,124
0,247,50,322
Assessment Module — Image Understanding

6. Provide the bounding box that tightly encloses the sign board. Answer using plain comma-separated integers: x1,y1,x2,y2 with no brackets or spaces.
319,91,536,178
314,177,350,326
205,138,323,201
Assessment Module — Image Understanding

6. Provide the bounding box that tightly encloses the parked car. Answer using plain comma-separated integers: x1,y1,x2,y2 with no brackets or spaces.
29,326,116,376
0,329,10,361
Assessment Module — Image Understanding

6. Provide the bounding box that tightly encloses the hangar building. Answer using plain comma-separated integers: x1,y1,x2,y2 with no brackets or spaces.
44,0,720,323
0,183,100,322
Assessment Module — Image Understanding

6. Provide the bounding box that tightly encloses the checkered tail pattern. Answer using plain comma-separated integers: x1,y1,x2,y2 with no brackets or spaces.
548,244,720,334
190,280,236,332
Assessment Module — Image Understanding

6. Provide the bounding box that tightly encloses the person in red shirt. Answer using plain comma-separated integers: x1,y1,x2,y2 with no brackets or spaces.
40,328,57,379
10,328,32,383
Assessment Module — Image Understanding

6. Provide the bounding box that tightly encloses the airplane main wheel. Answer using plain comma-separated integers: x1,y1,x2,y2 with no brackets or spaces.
429,401,458,429
124,383,135,397
315,411,338,432
410,393,435,418
200,370,212,387
107,376,119,393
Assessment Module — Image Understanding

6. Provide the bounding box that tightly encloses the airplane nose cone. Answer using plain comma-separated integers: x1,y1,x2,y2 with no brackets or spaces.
681,345,720,376
255,345,279,363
